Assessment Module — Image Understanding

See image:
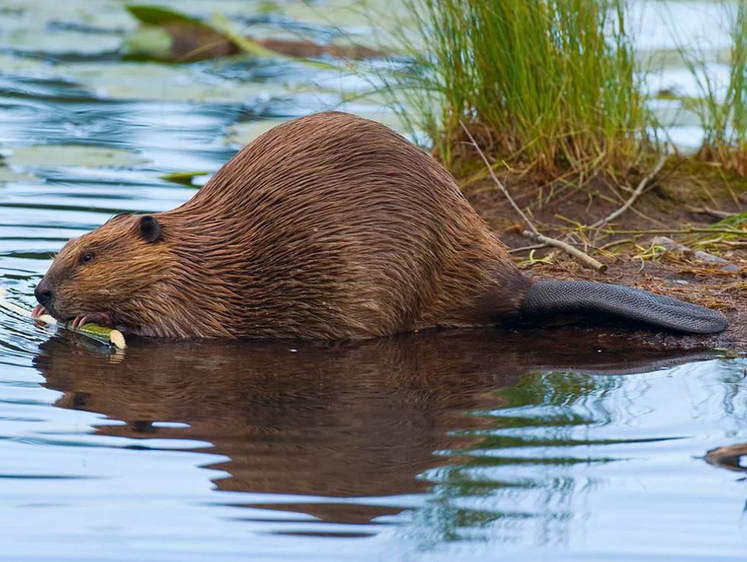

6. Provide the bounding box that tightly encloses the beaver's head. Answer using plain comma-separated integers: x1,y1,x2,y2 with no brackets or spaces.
34,213,175,334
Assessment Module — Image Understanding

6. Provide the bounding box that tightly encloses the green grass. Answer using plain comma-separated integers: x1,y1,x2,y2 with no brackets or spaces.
679,3,747,175
387,0,651,180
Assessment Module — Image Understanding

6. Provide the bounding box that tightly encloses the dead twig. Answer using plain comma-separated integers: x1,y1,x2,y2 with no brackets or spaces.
589,152,670,231
721,240,747,248
605,228,745,236
597,237,635,252
651,236,740,273
686,206,738,220
508,244,547,254
522,230,607,272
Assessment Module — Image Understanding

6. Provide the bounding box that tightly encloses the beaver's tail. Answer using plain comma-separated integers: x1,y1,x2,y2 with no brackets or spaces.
520,280,728,334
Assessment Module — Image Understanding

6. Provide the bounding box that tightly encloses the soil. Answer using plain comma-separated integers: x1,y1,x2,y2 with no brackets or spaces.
464,163,747,352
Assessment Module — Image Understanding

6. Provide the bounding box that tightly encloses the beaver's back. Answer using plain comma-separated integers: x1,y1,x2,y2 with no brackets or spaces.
164,112,529,339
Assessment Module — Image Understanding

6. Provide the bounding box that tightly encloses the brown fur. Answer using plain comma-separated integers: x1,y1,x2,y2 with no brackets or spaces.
38,112,531,339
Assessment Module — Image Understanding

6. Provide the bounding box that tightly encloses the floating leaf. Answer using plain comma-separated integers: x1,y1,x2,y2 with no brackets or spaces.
123,4,239,62
63,61,285,102
7,145,146,168
160,170,210,187
0,167,38,185
212,12,336,70
126,5,203,26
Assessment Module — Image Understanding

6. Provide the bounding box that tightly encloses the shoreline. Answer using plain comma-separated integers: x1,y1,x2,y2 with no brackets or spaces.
465,168,747,352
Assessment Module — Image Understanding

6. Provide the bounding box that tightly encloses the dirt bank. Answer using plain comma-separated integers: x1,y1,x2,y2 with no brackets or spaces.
465,166,747,352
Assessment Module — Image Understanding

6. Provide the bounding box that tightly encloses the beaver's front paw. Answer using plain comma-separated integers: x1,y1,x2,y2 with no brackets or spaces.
71,312,114,329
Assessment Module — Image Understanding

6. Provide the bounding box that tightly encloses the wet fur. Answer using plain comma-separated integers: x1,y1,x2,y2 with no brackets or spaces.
41,112,534,338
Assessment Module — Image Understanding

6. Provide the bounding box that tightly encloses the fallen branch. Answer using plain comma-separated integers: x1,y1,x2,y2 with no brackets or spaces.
590,153,670,231
522,230,607,272
0,287,125,350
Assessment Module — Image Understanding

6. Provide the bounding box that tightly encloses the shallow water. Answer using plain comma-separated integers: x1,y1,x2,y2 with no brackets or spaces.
1,1,746,561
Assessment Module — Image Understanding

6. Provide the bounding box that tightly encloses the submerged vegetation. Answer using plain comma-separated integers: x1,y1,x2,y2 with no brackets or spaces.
389,0,747,183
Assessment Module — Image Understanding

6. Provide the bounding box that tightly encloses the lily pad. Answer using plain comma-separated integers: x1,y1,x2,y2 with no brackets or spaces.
7,145,146,168
4,28,122,55
0,53,50,74
212,13,335,69
0,0,136,31
126,4,203,26
64,62,287,102
123,5,239,63
0,167,38,184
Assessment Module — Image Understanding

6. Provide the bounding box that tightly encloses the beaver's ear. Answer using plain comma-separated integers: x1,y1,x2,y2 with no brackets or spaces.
138,215,162,243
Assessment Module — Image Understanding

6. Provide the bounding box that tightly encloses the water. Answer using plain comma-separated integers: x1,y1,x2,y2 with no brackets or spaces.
0,1,746,560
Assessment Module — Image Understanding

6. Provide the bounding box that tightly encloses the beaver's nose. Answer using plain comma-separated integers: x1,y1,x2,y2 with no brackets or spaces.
34,281,53,308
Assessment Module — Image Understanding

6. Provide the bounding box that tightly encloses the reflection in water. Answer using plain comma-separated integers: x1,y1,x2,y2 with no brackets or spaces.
34,329,710,538
706,443,747,473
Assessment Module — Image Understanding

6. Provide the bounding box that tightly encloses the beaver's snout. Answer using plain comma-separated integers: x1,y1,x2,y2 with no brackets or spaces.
34,280,54,309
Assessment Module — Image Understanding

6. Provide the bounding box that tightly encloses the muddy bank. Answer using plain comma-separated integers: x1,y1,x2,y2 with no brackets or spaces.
465,168,747,352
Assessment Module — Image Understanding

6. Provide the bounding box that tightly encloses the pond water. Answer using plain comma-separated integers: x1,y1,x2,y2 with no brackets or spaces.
0,1,746,561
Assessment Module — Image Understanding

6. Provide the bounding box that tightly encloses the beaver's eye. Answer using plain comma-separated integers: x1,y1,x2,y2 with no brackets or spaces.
80,252,94,264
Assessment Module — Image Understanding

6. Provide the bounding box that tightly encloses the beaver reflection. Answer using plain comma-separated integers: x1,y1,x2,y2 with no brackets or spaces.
34,329,705,526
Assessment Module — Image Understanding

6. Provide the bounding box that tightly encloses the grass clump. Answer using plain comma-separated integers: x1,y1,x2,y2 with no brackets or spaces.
393,0,650,180
680,4,747,175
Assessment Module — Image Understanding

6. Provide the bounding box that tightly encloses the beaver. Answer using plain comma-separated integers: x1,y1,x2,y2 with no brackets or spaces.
33,111,728,339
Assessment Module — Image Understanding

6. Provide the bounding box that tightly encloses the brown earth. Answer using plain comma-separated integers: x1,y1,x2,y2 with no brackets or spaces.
464,164,747,352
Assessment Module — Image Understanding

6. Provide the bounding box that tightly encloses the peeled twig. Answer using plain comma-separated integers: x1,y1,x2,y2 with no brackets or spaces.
686,206,738,220
590,153,670,231
522,230,607,272
0,288,125,350
651,236,740,273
